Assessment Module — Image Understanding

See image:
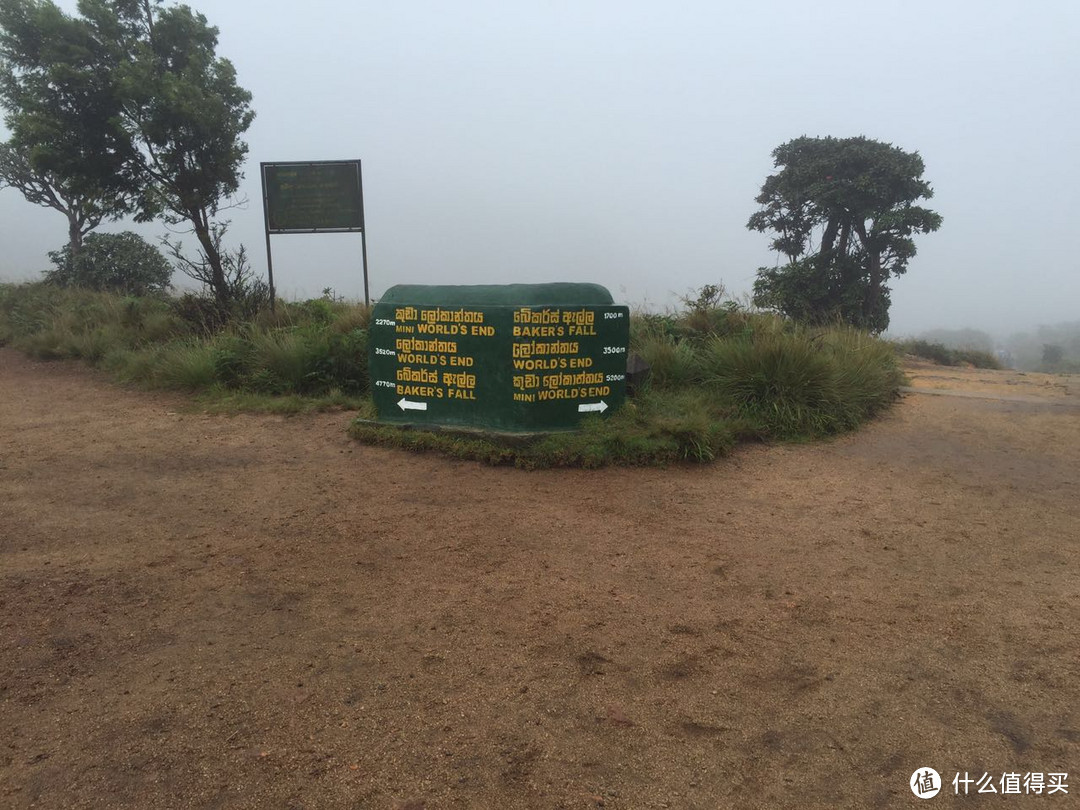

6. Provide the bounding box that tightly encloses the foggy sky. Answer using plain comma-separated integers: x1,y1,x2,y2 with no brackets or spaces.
2,0,1078,337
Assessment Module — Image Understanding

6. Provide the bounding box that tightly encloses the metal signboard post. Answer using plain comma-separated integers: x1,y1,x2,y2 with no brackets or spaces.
260,160,370,307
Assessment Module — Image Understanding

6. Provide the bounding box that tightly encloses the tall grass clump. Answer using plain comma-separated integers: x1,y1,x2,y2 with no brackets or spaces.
245,329,320,393
824,326,904,422
153,341,220,390
0,284,188,359
701,325,901,438
703,332,839,436
635,333,701,388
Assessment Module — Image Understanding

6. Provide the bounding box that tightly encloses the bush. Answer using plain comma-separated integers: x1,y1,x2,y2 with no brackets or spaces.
0,284,186,359
0,283,369,399
822,326,904,424
894,338,1002,369
703,326,902,437
635,333,701,389
154,341,219,390
45,232,173,296
170,279,272,335
704,332,840,436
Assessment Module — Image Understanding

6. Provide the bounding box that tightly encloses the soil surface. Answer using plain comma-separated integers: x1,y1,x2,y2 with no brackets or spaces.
2,349,1078,809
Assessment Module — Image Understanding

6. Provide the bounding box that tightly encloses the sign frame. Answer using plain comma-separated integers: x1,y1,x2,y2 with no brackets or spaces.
259,159,370,306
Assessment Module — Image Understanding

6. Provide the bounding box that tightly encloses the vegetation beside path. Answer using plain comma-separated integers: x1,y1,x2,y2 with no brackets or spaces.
1,282,904,467
892,337,1002,370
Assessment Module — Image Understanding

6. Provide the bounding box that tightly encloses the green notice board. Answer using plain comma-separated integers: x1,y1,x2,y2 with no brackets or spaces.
369,284,630,432
262,161,363,233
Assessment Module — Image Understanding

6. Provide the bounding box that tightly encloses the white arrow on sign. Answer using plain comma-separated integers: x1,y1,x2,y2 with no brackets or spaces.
578,401,608,413
397,398,428,412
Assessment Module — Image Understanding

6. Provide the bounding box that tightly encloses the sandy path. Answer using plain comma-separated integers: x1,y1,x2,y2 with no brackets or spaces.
1,348,1078,808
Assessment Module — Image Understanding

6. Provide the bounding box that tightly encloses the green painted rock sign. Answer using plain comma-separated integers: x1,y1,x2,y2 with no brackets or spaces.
369,284,630,431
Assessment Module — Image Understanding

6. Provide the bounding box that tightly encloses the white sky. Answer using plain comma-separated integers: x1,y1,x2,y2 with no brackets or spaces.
2,0,1078,337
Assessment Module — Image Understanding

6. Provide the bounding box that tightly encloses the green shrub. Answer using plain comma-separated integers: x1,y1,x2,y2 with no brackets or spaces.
209,334,254,387
328,303,370,334
318,327,369,393
954,348,1003,369
630,311,681,344
154,341,219,390
703,332,838,436
634,333,701,389
823,326,904,426
681,304,753,339
0,283,367,399
290,297,336,325
702,326,901,438
243,329,320,393
0,284,187,361
45,232,173,296
170,285,270,334
102,345,162,382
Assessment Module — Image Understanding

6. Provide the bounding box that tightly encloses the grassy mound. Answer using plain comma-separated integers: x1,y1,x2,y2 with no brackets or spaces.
348,388,748,469
2,282,904,466
350,303,903,467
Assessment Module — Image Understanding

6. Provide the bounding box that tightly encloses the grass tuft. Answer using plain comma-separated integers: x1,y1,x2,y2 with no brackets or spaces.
154,341,219,390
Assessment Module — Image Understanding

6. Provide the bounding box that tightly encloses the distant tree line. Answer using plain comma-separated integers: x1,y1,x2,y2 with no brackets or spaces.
1006,321,1080,373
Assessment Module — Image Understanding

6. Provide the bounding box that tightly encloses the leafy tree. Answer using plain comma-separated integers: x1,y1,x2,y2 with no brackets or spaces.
2,0,255,311
80,0,255,311
0,0,138,256
0,141,106,258
45,230,172,295
748,136,942,333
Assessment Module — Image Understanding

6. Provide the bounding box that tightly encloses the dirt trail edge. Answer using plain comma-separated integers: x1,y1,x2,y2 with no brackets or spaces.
2,348,1078,809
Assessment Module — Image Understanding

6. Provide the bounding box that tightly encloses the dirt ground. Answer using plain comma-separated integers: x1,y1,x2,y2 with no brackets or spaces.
1,348,1078,809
